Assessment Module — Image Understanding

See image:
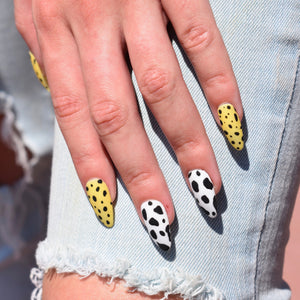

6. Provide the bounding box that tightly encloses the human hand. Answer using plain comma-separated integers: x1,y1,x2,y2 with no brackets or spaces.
14,0,244,251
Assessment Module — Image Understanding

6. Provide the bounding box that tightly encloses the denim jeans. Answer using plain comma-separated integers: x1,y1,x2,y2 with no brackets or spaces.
34,0,300,299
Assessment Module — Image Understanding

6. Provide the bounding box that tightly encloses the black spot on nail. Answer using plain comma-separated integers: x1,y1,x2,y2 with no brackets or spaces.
98,209,101,213
150,230,157,239
229,124,232,129
149,218,159,226
93,196,97,202
224,130,228,135
159,231,166,236
103,206,107,212
106,220,110,225
98,180,102,184
157,243,170,251
234,132,240,136
218,109,222,114
103,190,107,197
188,172,192,178
154,205,163,215
203,178,213,190
142,209,147,221
201,195,210,204
192,181,199,193
227,105,231,109
148,201,153,206
96,187,100,192
234,113,238,122
196,171,201,176
86,187,89,191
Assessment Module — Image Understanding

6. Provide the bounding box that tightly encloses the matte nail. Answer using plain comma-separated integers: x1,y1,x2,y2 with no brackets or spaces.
218,103,244,150
85,179,114,228
29,51,50,91
188,169,217,218
141,200,171,251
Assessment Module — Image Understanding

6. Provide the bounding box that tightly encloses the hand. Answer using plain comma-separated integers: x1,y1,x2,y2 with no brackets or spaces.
14,0,244,251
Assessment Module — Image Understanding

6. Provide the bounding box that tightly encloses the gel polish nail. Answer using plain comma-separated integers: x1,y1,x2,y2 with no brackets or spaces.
29,51,50,91
141,200,171,251
218,103,244,150
85,179,114,228
188,169,217,218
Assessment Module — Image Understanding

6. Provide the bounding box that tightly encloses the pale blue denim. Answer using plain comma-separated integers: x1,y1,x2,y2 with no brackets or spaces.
35,0,300,299
0,1,53,299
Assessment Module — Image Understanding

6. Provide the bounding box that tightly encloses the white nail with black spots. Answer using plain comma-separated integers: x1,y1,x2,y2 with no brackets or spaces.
141,200,171,251
188,169,217,218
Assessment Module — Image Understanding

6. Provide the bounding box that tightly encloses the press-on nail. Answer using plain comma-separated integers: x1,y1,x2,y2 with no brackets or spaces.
188,169,217,218
141,200,171,251
29,51,50,91
218,103,244,150
85,179,114,228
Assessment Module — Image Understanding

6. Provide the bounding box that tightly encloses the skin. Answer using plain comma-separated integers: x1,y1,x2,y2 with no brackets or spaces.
43,272,181,300
14,0,243,297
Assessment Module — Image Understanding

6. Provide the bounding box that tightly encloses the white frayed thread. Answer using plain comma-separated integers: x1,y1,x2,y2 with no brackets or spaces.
30,267,44,300
35,242,225,299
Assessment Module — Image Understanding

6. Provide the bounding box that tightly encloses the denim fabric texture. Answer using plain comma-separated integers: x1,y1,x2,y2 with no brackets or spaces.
35,0,300,299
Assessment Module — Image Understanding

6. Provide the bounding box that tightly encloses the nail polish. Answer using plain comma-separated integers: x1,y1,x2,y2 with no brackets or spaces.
218,103,244,150
29,51,50,91
85,179,114,228
141,200,171,251
188,169,217,218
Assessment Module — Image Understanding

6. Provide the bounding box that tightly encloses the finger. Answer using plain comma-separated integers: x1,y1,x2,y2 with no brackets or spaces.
14,0,49,89
70,5,174,250
122,0,221,218
162,0,244,150
32,2,116,228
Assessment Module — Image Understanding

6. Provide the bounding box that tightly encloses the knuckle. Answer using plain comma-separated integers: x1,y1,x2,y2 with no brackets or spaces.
90,100,127,136
53,95,84,120
172,137,202,155
139,67,175,105
71,146,97,168
125,167,156,188
180,22,215,53
33,1,61,31
203,73,236,96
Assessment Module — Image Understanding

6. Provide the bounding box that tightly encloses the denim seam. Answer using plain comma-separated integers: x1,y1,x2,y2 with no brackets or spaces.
253,53,300,299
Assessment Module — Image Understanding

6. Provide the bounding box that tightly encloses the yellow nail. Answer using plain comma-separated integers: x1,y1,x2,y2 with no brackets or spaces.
29,51,50,91
218,103,244,151
85,179,114,228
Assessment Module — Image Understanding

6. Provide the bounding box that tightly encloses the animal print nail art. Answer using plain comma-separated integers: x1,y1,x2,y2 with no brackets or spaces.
141,200,171,251
218,103,244,150
85,179,114,228
29,51,50,91
188,169,217,218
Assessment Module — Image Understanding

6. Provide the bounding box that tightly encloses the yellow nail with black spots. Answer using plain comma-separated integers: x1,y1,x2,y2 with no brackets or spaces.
29,51,50,91
218,103,244,151
85,179,114,228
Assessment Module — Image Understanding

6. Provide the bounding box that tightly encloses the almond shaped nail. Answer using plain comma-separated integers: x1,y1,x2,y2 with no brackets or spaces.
218,103,244,150
85,179,114,228
141,200,171,251
29,51,50,91
188,169,217,218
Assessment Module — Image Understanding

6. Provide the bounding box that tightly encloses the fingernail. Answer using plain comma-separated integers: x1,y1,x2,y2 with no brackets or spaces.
218,103,244,150
85,179,114,228
29,51,50,91
141,200,171,251
188,169,217,218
